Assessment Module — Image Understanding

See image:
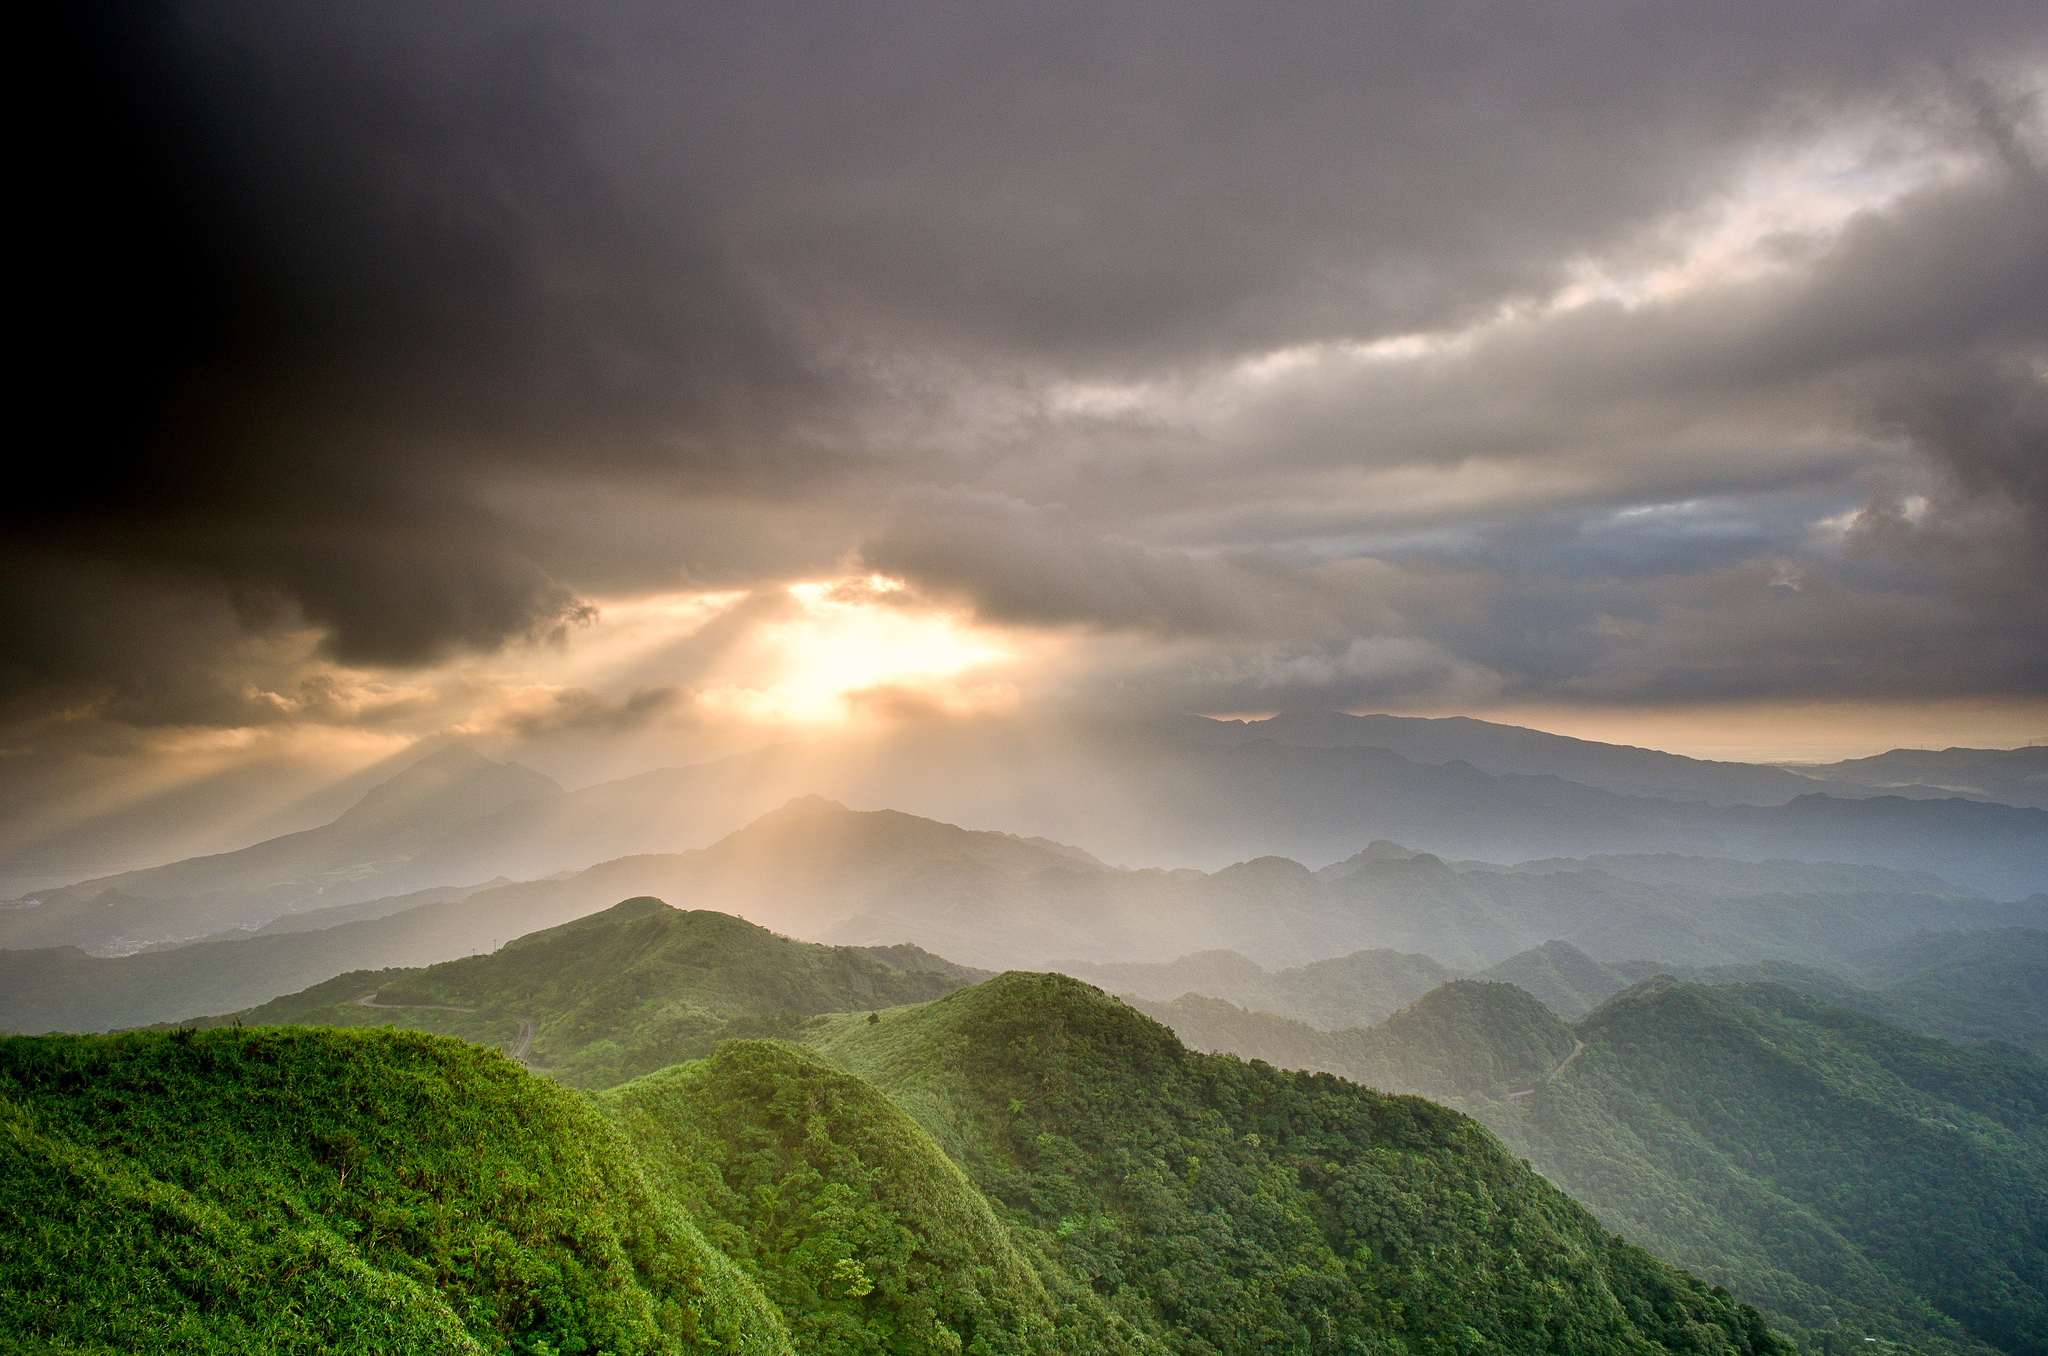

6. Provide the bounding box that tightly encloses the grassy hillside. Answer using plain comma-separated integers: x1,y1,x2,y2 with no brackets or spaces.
0,1026,789,1355
806,971,1786,1355
192,900,985,1089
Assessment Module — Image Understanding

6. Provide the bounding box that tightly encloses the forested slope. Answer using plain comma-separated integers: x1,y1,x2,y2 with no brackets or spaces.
0,1027,790,1354
1138,973,2048,1354
804,971,1786,1355
2,982,1791,1356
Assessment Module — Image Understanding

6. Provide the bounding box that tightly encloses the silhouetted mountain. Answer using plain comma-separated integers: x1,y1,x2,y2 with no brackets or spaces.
1475,851,1973,897
1788,744,2048,809
1183,710,1835,803
1055,946,1457,1028
18,720,2046,960
10,798,2041,1033
0,746,559,952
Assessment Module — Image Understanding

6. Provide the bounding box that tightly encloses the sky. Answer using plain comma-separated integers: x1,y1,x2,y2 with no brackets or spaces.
8,1,2047,877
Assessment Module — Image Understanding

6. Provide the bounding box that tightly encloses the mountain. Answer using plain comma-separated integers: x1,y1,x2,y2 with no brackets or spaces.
1,974,1789,1354
1136,975,2048,1355
1185,710,1838,803
1787,745,2048,809
11,798,2040,1034
1469,932,2048,1059
1843,927,2048,1058
1472,851,1975,898
17,720,2044,965
802,971,1785,1354
1512,982,2048,1356
1130,979,1581,1104
1475,938,1634,1019
1055,946,1459,1028
208,900,986,1088
0,745,560,953
600,1040,1114,1353
0,1026,792,1354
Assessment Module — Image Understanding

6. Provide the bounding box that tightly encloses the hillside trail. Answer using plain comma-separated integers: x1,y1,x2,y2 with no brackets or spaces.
1504,1039,1587,1101
355,992,537,1066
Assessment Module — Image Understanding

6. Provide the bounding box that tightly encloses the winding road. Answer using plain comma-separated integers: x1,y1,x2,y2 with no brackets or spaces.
355,992,536,1066
1504,1039,1587,1101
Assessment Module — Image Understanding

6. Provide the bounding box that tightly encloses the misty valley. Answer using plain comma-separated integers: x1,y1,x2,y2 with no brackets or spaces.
3,722,2043,1355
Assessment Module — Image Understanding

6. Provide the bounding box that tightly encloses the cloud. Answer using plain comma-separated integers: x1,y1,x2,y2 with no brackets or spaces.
8,0,2045,779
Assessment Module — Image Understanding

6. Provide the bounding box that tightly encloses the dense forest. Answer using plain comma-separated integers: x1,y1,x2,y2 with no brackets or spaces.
4,969,1788,1354
1135,970,2048,1355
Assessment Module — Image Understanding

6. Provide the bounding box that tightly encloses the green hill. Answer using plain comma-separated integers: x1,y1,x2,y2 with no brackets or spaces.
0,1026,790,1355
1845,928,2048,1058
3,975,1792,1356
1137,973,2048,1354
192,900,985,1088
602,1040,1142,1354
1476,940,1633,1019
1503,981,2048,1356
804,971,1786,1355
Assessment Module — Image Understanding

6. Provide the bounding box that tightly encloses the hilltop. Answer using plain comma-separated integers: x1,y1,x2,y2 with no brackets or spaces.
192,899,986,1088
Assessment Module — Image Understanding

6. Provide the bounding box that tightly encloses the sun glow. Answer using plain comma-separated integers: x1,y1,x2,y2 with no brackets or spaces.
693,576,1017,726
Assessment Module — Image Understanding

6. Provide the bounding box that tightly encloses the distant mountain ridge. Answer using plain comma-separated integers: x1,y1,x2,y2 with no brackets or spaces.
1186,710,2046,806
9,718,2045,963
7,797,2042,1033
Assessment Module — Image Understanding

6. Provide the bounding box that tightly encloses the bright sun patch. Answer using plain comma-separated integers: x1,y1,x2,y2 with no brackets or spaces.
692,576,1016,726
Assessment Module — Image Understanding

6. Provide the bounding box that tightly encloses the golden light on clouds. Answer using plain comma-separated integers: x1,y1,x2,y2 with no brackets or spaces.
691,577,1019,726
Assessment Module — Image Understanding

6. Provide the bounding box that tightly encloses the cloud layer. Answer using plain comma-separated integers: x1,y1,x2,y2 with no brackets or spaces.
11,0,2047,793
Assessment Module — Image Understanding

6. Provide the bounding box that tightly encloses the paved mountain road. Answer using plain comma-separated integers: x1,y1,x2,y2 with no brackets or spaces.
1505,1039,1587,1101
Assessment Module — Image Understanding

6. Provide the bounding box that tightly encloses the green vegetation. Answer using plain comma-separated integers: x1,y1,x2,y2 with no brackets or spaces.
603,1040,1142,1354
1476,941,1632,1020
3,958,1791,1356
806,971,1786,1355
0,1026,788,1355
1139,970,2048,1355
187,899,984,1089
1501,981,2048,1356
1846,928,2048,1058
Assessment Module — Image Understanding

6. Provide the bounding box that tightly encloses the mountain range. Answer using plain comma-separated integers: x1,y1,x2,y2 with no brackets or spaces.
90,893,2045,1355
7,795,2043,1035
1129,968,2047,1355
9,719,2045,965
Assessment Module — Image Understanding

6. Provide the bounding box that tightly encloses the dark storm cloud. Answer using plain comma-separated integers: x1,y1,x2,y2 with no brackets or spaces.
12,0,2046,735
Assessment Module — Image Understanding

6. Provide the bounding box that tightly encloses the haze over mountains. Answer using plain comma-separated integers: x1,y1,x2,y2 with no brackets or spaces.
10,716,2044,951
6,714,2044,1353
